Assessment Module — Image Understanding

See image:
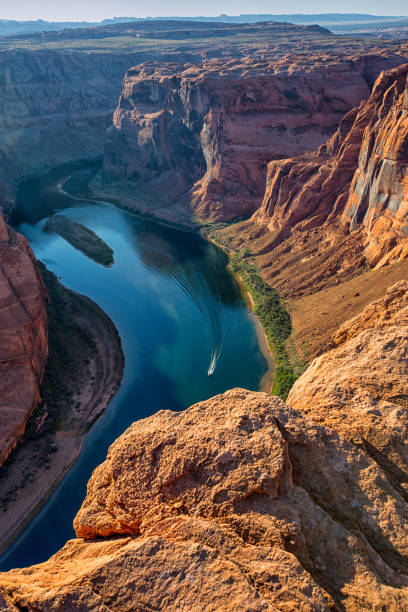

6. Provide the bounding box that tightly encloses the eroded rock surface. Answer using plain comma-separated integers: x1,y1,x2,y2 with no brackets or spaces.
2,333,408,611
0,213,48,467
343,65,408,267
103,52,408,223
288,280,408,500
221,63,408,297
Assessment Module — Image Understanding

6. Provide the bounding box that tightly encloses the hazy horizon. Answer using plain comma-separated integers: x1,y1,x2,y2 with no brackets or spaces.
1,1,407,22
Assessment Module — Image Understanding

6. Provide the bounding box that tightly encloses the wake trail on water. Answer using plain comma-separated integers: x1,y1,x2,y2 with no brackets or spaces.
148,254,229,376
170,262,229,376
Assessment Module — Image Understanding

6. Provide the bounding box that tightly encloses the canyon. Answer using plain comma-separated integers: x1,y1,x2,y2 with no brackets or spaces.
0,49,147,215
222,62,408,286
1,16,408,611
0,19,338,214
1,19,407,219
1,281,408,610
101,50,408,224
218,61,408,359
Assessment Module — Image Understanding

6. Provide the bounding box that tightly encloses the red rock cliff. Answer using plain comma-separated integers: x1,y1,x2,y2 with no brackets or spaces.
342,65,408,267
222,63,408,296
0,213,48,467
104,52,407,223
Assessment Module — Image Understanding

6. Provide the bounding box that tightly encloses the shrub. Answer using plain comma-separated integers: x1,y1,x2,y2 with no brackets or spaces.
230,254,298,400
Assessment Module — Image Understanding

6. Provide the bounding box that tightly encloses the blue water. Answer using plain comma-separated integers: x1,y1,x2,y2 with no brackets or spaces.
0,164,267,570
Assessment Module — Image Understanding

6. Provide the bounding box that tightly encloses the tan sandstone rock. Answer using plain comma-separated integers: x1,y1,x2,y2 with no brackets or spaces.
288,280,408,500
2,383,408,610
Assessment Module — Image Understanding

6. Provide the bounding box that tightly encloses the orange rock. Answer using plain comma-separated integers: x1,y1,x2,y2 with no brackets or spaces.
0,213,48,467
288,280,408,496
3,380,408,609
332,279,408,345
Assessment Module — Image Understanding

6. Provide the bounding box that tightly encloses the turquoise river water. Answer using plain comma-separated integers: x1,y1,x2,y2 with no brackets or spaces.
0,163,268,570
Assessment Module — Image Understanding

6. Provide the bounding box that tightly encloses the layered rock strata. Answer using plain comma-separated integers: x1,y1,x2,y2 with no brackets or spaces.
2,282,408,610
0,49,153,214
103,52,408,223
1,22,407,220
4,21,403,218
221,62,408,297
0,213,48,468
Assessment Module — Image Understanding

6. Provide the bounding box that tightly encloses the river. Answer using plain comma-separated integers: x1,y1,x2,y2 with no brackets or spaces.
0,163,268,570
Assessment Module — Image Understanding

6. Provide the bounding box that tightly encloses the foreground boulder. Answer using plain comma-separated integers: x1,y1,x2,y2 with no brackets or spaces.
2,282,408,610
2,376,408,607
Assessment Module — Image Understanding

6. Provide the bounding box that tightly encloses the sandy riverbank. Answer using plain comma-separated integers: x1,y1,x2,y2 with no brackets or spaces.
206,236,275,393
0,268,124,557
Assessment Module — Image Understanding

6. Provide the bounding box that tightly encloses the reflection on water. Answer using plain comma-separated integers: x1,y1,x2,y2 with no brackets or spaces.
135,228,237,376
0,163,267,570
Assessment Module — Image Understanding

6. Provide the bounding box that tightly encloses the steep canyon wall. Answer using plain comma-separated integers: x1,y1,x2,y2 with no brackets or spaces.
0,49,152,215
221,62,408,299
0,213,48,468
103,52,408,222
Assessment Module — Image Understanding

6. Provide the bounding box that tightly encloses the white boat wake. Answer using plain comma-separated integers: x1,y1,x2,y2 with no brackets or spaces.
172,264,228,376
143,241,230,376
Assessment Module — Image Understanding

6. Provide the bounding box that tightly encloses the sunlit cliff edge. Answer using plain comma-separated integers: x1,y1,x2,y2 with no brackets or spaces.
1,281,408,610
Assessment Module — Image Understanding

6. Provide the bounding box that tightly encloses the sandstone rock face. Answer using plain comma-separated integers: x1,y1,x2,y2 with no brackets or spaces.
221,63,408,297
288,280,408,499
104,53,407,222
343,65,408,267
3,372,408,609
0,213,48,467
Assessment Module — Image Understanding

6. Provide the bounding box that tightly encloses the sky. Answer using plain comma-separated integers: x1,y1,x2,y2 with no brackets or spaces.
0,1,407,21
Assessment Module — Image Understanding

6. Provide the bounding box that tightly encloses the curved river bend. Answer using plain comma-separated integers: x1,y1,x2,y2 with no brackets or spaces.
0,163,268,570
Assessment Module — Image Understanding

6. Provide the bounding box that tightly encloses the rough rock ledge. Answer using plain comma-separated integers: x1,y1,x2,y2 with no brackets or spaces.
2,280,408,612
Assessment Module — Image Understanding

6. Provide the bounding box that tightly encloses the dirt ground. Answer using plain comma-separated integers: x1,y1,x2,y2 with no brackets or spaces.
287,258,408,362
